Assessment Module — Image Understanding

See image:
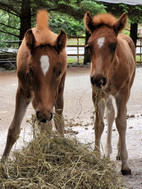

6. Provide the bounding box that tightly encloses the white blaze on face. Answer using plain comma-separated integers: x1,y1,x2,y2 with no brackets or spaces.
97,37,105,49
40,55,50,75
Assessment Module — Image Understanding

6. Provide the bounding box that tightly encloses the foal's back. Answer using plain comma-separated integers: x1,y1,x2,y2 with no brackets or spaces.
116,33,136,88
119,33,135,59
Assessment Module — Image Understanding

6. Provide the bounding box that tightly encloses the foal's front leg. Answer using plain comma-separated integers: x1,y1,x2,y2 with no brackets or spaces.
94,99,105,154
105,97,115,158
2,87,30,160
54,73,66,136
115,90,131,175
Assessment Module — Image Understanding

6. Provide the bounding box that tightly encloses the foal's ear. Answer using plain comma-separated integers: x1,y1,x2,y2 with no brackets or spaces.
84,11,95,33
55,30,67,52
25,29,36,51
113,12,127,34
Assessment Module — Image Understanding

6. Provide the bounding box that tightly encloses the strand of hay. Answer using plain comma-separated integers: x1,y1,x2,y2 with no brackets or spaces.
0,117,122,189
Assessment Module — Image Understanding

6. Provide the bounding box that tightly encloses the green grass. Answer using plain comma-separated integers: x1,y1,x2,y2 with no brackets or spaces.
67,56,84,64
136,55,142,63
67,37,85,46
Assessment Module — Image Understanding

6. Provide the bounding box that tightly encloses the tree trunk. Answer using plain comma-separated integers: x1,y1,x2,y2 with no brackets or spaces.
83,30,91,65
130,22,138,47
19,0,31,44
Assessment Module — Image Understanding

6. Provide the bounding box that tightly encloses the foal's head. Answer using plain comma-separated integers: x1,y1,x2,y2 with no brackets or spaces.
25,29,67,123
84,12,127,89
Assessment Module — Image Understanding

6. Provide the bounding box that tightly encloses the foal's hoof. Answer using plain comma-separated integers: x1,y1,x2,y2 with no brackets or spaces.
121,168,131,175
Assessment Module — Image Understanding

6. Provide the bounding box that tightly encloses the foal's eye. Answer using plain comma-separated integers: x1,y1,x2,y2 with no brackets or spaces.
109,42,117,52
56,71,61,77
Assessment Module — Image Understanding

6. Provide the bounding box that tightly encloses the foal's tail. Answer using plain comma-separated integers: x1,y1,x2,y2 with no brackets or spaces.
36,10,49,31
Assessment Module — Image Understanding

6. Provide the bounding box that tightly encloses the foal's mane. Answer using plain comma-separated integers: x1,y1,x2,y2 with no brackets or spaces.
92,13,117,27
32,10,57,46
36,10,49,31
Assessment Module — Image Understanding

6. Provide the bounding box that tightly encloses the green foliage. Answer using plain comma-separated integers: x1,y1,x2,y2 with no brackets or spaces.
0,10,20,42
129,6,142,24
118,3,129,13
50,12,84,36
80,0,106,15
1,0,142,43
121,29,130,36
105,3,142,24
0,0,106,42
48,0,105,36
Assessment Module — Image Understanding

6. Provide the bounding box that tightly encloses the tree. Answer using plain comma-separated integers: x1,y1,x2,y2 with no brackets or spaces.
0,0,105,41
0,10,19,42
103,3,142,46
19,0,31,43
0,0,31,42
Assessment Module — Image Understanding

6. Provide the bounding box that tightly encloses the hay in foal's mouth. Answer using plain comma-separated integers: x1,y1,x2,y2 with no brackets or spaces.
92,86,106,108
0,117,122,189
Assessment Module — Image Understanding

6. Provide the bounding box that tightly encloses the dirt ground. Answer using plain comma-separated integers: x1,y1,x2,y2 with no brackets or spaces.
0,66,142,189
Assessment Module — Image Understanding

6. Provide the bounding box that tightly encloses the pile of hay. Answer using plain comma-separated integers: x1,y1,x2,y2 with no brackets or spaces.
0,129,122,188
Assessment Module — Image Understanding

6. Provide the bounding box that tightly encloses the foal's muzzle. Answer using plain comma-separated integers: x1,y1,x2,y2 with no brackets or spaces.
36,111,53,123
91,74,107,88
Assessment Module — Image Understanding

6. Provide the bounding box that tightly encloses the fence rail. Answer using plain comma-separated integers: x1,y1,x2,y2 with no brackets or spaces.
136,37,142,64
0,36,142,67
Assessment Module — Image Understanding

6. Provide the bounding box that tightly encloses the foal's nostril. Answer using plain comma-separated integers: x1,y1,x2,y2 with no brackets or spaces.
96,77,106,87
36,111,41,120
91,76,95,85
100,77,106,86
91,75,107,88
36,111,47,123
36,111,53,122
49,112,53,121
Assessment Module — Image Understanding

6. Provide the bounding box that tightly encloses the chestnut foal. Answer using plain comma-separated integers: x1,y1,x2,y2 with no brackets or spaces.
2,10,67,159
84,12,136,175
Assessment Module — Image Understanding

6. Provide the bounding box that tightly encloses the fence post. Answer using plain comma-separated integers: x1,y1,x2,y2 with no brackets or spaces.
77,37,79,63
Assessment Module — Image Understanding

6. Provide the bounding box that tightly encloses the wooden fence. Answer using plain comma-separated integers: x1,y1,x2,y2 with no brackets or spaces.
136,37,142,64
67,36,85,63
0,37,142,67
0,40,19,68
67,36,142,64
